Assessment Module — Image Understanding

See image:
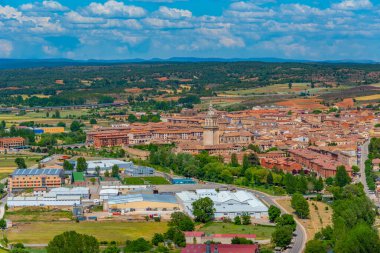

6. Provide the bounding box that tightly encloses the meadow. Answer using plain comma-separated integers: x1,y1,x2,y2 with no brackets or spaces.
7,221,168,244
199,222,275,240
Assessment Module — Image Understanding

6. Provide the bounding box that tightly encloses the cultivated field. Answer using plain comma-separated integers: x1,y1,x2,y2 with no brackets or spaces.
198,222,275,240
7,221,168,244
276,199,333,240
218,83,346,96
355,94,380,101
276,98,328,110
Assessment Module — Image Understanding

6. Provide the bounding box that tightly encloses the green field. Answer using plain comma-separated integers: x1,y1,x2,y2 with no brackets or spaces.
123,176,170,185
218,83,347,96
0,154,42,168
199,222,275,240
5,207,73,222
7,221,168,244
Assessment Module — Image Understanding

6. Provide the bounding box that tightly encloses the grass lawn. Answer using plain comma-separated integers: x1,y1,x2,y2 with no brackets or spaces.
276,198,333,240
0,154,42,168
199,222,275,240
5,207,73,222
7,221,168,244
123,176,170,185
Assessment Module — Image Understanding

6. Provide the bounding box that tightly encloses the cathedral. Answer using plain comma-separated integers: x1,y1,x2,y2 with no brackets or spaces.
203,103,220,146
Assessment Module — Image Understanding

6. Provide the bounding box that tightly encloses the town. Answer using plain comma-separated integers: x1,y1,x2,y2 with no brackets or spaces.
0,96,379,253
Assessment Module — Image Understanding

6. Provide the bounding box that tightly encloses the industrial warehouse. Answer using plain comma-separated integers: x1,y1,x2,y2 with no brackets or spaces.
176,189,268,219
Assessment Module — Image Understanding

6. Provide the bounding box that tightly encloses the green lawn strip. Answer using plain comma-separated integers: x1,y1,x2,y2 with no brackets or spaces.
123,176,170,185
198,222,275,240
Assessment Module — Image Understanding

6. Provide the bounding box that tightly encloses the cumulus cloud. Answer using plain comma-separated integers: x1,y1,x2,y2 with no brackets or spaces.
155,6,192,19
65,11,104,24
0,39,13,57
333,0,373,10
86,0,146,18
20,1,68,12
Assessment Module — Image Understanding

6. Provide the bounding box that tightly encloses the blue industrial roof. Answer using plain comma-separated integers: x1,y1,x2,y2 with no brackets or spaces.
108,194,177,205
12,168,62,176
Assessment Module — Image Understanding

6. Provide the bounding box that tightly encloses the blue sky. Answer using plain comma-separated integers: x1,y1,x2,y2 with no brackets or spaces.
0,0,379,60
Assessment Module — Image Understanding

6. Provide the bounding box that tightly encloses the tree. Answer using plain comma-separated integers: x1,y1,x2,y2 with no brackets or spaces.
267,172,274,185
90,119,97,124
305,239,327,253
291,193,310,219
164,227,186,247
268,205,281,223
314,177,324,192
90,178,96,185
111,165,119,177
70,120,82,132
325,177,334,186
63,160,73,171
76,157,87,172
230,153,239,167
46,231,99,253
15,158,27,169
128,114,138,123
334,223,380,253
53,110,60,118
234,216,241,225
288,81,293,89
57,122,66,127
241,212,251,225
192,197,215,223
95,166,101,176
276,214,296,231
231,237,253,244
0,219,6,229
102,246,120,253
104,170,110,177
247,152,260,166
168,212,195,231
272,225,293,248
351,165,360,174
335,166,351,187
152,233,165,246
242,154,250,175
125,238,152,253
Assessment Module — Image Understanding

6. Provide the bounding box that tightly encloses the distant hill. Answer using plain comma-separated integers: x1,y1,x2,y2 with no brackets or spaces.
0,58,378,70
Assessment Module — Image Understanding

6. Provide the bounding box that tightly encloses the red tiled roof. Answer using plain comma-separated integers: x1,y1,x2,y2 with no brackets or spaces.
181,244,258,253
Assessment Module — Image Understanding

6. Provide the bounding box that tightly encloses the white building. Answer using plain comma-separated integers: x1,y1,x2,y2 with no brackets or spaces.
7,195,81,207
85,160,133,175
176,189,268,219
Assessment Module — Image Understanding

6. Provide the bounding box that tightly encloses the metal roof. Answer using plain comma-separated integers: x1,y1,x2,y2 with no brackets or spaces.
12,168,62,176
108,194,177,205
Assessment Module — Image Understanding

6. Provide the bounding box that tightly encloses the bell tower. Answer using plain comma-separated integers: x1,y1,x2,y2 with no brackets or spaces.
203,103,219,146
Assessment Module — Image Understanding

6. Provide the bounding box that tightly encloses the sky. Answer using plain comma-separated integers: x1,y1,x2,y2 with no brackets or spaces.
0,0,379,60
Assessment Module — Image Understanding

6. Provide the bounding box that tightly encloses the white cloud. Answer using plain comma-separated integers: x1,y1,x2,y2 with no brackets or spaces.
0,5,23,19
143,18,192,28
333,0,373,10
65,11,104,24
0,39,13,57
155,6,192,19
230,1,262,11
42,1,68,11
42,45,58,55
86,0,146,18
219,36,245,48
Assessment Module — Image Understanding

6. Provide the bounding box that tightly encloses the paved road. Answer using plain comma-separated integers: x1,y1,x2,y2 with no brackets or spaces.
359,140,370,196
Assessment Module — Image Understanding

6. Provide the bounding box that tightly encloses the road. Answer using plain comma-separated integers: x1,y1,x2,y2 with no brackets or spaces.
359,140,370,196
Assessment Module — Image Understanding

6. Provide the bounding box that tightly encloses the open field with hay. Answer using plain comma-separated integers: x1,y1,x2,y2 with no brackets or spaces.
7,221,168,244
276,198,333,240
355,94,380,101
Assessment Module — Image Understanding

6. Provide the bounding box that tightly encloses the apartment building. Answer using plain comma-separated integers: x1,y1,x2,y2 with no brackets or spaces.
8,168,64,192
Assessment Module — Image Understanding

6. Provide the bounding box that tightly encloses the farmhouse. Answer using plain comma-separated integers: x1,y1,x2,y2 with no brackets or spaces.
176,189,268,219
